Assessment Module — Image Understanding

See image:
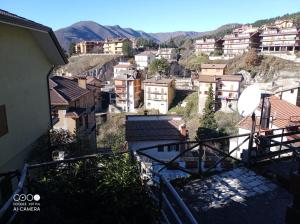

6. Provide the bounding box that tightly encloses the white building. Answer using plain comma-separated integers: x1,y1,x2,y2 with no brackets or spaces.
198,74,243,113
229,96,300,159
113,70,142,113
143,78,175,114
113,62,136,78
125,115,189,180
157,48,177,61
134,51,156,70
275,85,300,107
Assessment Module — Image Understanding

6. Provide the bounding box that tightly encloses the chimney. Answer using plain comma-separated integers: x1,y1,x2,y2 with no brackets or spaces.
179,123,187,139
78,77,87,89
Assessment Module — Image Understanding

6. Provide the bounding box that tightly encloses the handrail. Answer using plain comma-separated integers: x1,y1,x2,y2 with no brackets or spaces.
154,172,198,224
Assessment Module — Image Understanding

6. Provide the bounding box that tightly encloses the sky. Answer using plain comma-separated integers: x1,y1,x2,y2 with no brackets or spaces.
1,0,300,32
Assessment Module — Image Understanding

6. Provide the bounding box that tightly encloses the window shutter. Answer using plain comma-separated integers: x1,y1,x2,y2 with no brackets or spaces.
0,105,8,137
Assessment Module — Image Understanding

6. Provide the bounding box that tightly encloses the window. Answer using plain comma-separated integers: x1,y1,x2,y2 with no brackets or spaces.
291,89,294,93
158,145,164,152
0,105,8,137
168,144,177,151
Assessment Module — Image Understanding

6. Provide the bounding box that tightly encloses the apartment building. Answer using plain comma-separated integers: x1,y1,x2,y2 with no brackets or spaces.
113,62,136,78
113,70,142,112
134,51,156,70
260,20,300,54
194,38,224,56
223,25,261,57
0,10,67,173
157,48,177,61
144,78,175,114
201,64,227,76
50,76,97,150
103,38,132,55
198,74,243,113
75,41,104,54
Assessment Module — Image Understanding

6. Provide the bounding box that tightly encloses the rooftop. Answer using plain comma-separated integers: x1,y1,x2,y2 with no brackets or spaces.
198,74,243,83
201,64,227,69
143,78,174,85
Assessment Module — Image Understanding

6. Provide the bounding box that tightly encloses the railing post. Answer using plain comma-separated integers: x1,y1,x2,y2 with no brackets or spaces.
158,175,163,220
198,144,204,175
248,112,256,167
278,128,284,159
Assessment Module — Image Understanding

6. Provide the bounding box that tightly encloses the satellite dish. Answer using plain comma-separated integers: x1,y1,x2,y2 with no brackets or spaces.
238,85,261,117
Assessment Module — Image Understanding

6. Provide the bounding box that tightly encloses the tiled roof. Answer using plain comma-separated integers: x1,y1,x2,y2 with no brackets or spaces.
50,76,91,105
136,51,155,56
65,107,86,118
238,96,300,130
126,119,184,141
201,64,227,69
221,74,243,82
198,74,243,83
143,78,174,85
198,75,217,83
114,63,135,69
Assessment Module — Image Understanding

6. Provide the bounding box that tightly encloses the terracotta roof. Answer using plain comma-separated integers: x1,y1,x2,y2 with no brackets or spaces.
114,63,135,69
198,74,243,82
136,51,155,56
143,78,174,85
126,119,184,141
198,75,217,83
50,76,91,105
238,96,300,130
201,64,227,69
0,9,67,64
221,74,243,82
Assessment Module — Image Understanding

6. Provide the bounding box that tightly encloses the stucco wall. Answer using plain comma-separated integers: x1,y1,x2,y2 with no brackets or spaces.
0,23,52,172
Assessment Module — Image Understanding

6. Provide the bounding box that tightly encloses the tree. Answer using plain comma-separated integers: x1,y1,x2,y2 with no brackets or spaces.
122,41,133,57
200,84,217,129
68,42,76,56
244,48,262,68
149,58,170,77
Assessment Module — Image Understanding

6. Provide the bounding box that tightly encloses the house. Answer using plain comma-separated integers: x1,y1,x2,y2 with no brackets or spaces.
86,76,103,112
50,76,97,150
113,62,136,78
157,48,177,61
112,70,142,113
134,51,156,70
198,74,243,113
275,85,300,106
201,64,227,76
75,40,104,54
229,96,300,159
125,115,189,179
223,25,261,57
194,38,224,56
103,38,132,55
143,78,176,114
0,10,67,172
260,20,300,54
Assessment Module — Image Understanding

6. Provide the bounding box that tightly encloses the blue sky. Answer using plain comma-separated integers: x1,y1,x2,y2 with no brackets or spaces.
1,0,300,32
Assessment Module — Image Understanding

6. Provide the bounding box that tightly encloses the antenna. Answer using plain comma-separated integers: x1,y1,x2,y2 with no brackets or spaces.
238,85,261,117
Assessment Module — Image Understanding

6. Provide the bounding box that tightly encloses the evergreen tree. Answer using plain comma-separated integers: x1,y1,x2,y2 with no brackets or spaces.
122,42,133,57
200,84,217,129
68,42,76,56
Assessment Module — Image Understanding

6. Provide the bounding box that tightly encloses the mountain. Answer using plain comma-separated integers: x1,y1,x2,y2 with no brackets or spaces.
55,21,158,50
150,31,202,42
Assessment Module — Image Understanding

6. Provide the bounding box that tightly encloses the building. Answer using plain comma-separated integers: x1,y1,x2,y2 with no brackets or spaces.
0,10,67,172
125,115,189,179
50,76,97,150
103,38,132,55
75,41,104,54
144,78,176,114
157,48,177,61
113,70,142,113
201,64,227,76
198,74,243,113
113,62,136,78
223,25,261,57
86,76,103,112
230,96,300,159
275,85,300,106
260,20,300,54
134,51,156,70
194,38,224,56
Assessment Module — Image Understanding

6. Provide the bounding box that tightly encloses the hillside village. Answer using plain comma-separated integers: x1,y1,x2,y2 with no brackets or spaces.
1,7,300,224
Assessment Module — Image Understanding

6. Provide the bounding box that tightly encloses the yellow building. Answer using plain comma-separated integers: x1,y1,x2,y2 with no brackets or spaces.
103,38,132,55
75,41,103,54
143,78,175,114
0,10,67,172
50,76,97,150
201,64,227,76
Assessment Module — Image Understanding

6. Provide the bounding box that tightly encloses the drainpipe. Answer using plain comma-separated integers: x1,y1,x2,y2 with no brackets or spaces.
46,65,55,151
